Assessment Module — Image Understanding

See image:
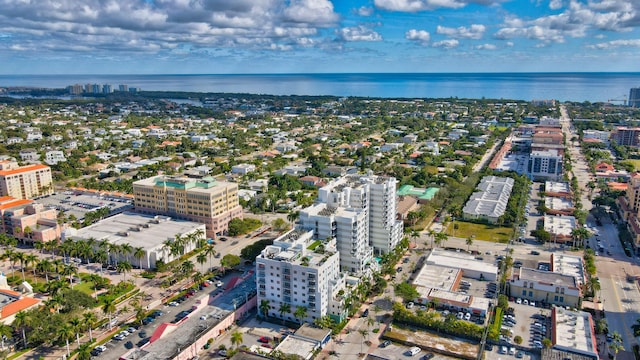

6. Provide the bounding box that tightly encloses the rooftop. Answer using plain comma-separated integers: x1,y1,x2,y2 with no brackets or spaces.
544,215,577,237
412,264,461,292
67,212,204,251
545,181,571,194
552,307,597,359
551,254,585,286
396,185,440,200
427,249,498,277
518,268,578,288
545,197,574,211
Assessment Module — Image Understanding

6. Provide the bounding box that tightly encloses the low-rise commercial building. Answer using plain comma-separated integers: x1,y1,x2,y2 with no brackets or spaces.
544,215,577,245
551,307,598,360
509,267,581,308
426,249,498,281
65,212,205,269
0,199,63,244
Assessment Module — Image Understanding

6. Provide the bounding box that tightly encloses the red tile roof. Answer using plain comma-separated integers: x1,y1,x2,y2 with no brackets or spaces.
0,164,49,176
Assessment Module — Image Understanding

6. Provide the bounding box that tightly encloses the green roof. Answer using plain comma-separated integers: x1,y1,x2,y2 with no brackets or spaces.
397,185,439,200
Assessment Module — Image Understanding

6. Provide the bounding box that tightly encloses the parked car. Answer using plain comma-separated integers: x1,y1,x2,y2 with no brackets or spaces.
379,340,391,348
408,346,421,356
530,250,540,255
258,336,270,343
169,301,179,307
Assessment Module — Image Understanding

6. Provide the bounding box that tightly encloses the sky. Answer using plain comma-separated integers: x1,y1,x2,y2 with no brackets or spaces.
0,0,639,74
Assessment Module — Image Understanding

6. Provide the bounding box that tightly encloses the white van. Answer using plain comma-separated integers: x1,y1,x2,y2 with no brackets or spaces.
408,347,421,356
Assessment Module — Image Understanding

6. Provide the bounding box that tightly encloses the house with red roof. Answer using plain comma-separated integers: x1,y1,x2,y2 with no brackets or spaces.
0,288,40,324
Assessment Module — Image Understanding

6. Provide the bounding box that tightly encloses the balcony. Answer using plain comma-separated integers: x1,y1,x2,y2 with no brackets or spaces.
284,296,291,303
283,282,291,288
308,274,316,280
284,275,291,281
259,285,266,290
309,281,316,286
284,290,291,295
283,268,290,274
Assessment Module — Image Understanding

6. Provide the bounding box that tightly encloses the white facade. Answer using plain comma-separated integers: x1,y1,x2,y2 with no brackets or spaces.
231,163,256,175
582,130,610,144
256,229,345,324
528,149,563,181
316,174,403,254
44,150,67,165
300,203,373,275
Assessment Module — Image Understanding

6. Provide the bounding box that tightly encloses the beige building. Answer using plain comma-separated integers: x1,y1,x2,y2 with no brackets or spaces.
0,161,53,200
509,267,581,308
133,175,243,238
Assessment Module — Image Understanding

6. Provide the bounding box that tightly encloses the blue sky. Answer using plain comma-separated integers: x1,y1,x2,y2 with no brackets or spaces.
0,0,639,74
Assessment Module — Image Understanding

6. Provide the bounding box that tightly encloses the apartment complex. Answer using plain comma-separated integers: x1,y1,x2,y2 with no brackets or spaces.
630,87,640,108
0,199,63,244
611,126,640,147
0,161,53,200
525,124,564,181
462,176,514,224
312,174,403,255
133,175,243,238
299,203,373,275
256,229,346,323
617,173,640,253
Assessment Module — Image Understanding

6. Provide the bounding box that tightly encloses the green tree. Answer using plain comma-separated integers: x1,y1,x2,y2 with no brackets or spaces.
230,330,243,349
358,329,369,354
83,312,98,341
102,299,116,331
394,283,419,302
609,331,624,358
294,306,308,324
77,343,93,360
116,261,132,281
466,236,474,252
221,254,241,272
278,303,291,325
259,300,271,318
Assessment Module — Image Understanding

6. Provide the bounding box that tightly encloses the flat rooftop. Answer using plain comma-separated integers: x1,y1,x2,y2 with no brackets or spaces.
551,254,585,286
544,215,577,237
553,307,597,358
519,268,577,288
428,288,471,305
545,181,571,194
545,197,573,211
427,249,498,276
412,264,460,292
67,212,203,251
32,190,132,221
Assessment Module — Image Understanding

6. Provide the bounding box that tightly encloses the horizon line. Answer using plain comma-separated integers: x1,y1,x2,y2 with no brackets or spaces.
2,71,640,76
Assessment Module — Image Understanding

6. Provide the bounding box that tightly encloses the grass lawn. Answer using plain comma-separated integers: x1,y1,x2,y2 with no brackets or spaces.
73,279,96,295
623,159,640,171
444,221,513,243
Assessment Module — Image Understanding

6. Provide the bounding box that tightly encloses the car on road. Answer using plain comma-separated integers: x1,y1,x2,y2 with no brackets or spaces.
219,237,228,241
530,250,540,255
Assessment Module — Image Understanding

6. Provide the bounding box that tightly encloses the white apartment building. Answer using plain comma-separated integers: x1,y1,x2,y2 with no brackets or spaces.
527,149,563,181
299,203,373,276
316,174,403,254
582,130,610,145
256,229,346,324
231,163,256,175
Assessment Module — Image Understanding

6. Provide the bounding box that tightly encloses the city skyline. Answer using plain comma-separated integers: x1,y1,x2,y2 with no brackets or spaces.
0,0,639,75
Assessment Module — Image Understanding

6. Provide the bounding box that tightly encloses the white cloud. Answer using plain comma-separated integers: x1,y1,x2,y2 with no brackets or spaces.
405,29,431,44
0,0,341,54
476,43,497,50
432,39,459,48
437,24,486,39
549,0,563,10
588,38,640,49
374,0,505,11
357,6,374,16
337,26,383,41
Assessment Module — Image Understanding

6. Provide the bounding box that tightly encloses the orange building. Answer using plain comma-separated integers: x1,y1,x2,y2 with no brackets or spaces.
0,197,63,244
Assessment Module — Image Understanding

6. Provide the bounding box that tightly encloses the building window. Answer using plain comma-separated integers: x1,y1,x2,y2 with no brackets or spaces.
528,291,533,297
554,295,558,301
522,290,526,296
559,296,564,303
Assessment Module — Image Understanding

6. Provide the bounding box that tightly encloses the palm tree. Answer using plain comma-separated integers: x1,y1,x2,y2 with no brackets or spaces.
287,211,300,225
14,252,26,282
13,311,29,348
120,243,133,264
259,300,270,318
358,329,369,354
230,330,243,349
25,253,38,281
609,331,624,359
83,312,98,341
61,263,78,284
102,299,116,331
108,243,121,265
434,231,448,248
192,271,204,287
58,323,74,358
294,306,308,324
69,317,83,347
466,236,474,252
1,249,16,278
410,229,420,248
116,261,133,281
180,260,195,278
76,343,93,360
589,277,601,298
204,245,217,271
133,246,145,269
196,252,207,272
278,303,291,325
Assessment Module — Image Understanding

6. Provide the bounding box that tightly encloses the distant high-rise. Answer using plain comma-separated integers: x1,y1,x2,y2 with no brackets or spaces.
103,84,113,94
92,84,102,94
118,84,128,92
630,88,640,108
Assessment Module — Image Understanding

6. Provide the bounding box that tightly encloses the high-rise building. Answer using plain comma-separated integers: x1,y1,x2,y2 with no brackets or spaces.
300,203,373,275
118,84,128,92
314,174,403,255
527,149,563,181
103,84,113,94
630,87,640,108
0,161,53,200
255,229,346,323
612,126,640,147
133,175,243,238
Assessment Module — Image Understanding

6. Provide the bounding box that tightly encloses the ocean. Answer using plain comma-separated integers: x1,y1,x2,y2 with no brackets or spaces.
1,73,639,102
